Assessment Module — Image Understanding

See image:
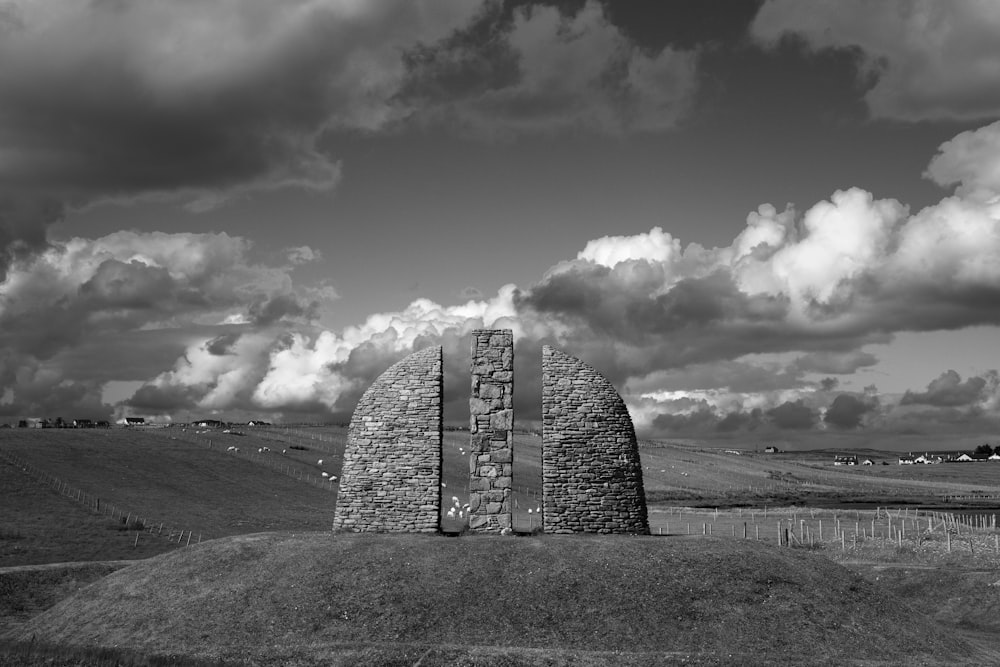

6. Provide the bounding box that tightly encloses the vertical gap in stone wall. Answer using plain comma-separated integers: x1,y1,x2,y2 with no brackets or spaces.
436,347,444,533
511,340,542,533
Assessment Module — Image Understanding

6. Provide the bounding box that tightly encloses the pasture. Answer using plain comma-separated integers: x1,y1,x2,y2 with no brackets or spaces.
5,425,1000,664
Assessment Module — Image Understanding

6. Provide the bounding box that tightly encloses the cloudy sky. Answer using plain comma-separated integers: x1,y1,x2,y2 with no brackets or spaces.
2,0,1000,446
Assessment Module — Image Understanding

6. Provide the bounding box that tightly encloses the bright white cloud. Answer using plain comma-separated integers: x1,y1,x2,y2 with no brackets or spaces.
751,0,1000,121
765,188,906,314
924,120,1000,201
9,120,1000,432
577,226,683,268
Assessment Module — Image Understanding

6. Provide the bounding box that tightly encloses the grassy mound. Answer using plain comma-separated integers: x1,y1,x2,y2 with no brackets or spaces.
3,532,979,665
0,561,133,636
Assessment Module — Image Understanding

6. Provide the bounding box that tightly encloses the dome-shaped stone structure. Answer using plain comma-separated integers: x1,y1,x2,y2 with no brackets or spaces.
541,345,648,534
333,346,442,533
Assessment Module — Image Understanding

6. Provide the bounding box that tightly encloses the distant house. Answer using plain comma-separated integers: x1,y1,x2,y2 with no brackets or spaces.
898,454,917,465
117,417,145,426
989,453,1000,462
834,455,858,466
73,419,95,428
195,419,226,428
247,420,272,427
914,453,941,465
954,453,974,462
862,458,874,466
764,446,780,453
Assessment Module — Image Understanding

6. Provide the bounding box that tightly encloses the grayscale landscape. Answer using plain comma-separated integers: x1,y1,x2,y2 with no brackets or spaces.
2,1,1000,665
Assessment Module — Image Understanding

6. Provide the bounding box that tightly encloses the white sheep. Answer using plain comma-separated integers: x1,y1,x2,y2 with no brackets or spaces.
329,475,337,481
258,448,263,454
282,449,286,454
322,472,329,478
227,446,237,452
317,459,323,465
452,496,460,505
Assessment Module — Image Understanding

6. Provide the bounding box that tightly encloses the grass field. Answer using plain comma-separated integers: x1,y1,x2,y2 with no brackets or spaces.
5,425,1000,664
2,533,986,666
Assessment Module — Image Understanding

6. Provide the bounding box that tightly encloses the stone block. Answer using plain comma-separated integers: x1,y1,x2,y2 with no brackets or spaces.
490,409,512,431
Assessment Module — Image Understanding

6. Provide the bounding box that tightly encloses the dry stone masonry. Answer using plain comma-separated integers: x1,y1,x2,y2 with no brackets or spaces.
332,346,442,533
332,337,649,535
468,330,514,532
541,345,649,534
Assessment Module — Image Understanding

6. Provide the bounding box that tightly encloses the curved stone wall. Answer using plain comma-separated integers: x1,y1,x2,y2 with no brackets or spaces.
541,345,649,534
333,346,442,533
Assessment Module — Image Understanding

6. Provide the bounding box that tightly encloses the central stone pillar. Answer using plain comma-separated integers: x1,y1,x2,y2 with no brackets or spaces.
468,329,513,532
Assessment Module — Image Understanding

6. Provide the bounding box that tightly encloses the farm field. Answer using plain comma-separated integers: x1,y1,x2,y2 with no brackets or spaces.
0,455,179,566
0,428,338,566
6,426,1000,664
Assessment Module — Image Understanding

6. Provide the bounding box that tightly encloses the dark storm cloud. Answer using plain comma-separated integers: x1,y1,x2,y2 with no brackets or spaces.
766,400,817,430
0,194,64,281
515,259,889,385
824,394,876,429
398,0,700,136
248,294,316,326
519,265,787,350
126,384,199,414
206,333,243,357
819,377,839,392
900,370,989,407
751,1,1000,122
0,1,484,203
0,0,482,270
791,350,878,375
716,408,764,432
652,406,719,434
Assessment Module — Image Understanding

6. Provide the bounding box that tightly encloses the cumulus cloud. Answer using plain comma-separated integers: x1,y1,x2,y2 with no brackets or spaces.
924,120,1000,201
751,0,1000,121
399,0,699,136
9,117,1000,430
901,370,989,407
285,246,322,266
0,229,325,419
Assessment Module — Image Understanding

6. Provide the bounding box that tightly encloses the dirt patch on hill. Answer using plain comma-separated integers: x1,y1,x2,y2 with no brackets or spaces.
3,532,983,665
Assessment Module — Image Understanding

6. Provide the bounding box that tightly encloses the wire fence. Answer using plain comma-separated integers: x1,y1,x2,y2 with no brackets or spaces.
0,448,204,549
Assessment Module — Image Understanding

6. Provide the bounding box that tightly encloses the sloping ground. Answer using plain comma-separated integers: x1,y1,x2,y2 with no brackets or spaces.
3,533,982,666
0,561,133,636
